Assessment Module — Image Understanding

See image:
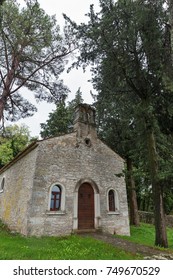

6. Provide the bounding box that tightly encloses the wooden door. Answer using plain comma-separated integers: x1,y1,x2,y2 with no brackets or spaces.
78,183,94,229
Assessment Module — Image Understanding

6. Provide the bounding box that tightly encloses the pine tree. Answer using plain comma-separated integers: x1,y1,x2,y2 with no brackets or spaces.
40,88,84,139
0,0,73,125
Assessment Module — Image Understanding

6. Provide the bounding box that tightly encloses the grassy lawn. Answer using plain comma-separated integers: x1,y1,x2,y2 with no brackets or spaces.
118,223,173,251
1,221,173,260
0,221,141,260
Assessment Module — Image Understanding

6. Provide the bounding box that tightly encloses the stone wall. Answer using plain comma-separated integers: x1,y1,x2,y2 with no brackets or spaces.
27,132,130,236
139,211,173,227
0,146,38,235
0,131,130,237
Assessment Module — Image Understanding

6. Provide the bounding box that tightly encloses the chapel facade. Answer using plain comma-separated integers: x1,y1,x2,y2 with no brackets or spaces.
0,104,130,236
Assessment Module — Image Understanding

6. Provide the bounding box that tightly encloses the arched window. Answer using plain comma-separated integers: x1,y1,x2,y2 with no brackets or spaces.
50,185,61,211
108,189,119,212
0,177,5,193
108,190,115,211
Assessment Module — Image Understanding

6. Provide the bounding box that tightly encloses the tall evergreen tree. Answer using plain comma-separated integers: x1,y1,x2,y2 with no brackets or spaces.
64,0,173,247
40,88,84,139
96,89,140,225
40,102,71,138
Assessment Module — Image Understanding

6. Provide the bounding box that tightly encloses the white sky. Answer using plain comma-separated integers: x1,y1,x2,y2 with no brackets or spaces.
14,0,100,137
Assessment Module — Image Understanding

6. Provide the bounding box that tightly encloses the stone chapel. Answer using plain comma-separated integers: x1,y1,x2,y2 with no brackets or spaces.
0,104,130,236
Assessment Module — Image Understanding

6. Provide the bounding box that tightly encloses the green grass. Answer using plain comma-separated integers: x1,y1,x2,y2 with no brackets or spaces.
1,221,173,260
0,221,141,260
118,223,173,251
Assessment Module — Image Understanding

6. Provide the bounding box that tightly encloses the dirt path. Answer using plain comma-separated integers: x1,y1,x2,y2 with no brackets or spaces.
80,232,173,259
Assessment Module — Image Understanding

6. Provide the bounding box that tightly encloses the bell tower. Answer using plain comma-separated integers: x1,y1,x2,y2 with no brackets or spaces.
73,104,97,139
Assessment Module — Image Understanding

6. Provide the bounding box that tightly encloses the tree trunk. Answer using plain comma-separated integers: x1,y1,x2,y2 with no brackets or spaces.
126,157,140,226
145,121,168,247
0,54,20,122
0,94,8,123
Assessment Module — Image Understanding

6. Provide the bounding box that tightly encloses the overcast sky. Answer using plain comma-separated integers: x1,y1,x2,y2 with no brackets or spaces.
15,0,100,137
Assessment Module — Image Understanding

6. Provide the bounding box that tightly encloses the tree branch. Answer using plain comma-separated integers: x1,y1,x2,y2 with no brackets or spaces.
15,75,52,91
0,69,7,89
2,30,10,72
10,48,74,95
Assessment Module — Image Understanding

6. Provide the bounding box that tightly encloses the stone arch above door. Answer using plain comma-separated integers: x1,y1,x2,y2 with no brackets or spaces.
74,178,100,194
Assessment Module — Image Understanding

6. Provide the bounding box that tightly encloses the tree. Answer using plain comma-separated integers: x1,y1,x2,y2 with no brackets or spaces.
96,92,140,226
64,0,173,247
0,123,34,167
40,102,72,138
0,0,5,26
0,0,74,126
68,87,84,110
40,88,84,138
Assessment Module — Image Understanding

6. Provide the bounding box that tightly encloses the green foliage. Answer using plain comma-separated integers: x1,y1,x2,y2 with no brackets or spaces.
0,0,72,122
68,87,84,109
40,103,72,138
0,140,13,166
40,88,84,138
0,124,33,166
119,223,173,250
164,191,173,215
0,0,5,27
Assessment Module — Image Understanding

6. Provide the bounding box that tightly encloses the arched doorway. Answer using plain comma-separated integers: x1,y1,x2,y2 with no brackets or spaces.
78,183,94,229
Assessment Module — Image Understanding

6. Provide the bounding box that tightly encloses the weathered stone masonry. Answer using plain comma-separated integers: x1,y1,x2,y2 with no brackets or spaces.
0,104,130,236
0,143,38,235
